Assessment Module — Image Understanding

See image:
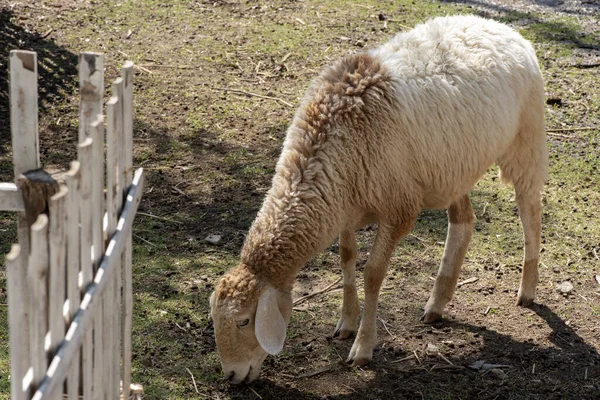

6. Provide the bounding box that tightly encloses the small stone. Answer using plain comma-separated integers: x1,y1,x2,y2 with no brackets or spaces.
557,281,573,294
205,234,222,245
426,343,439,355
490,368,507,379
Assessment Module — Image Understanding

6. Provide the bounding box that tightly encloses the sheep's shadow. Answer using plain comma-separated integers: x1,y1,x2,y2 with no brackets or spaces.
224,303,599,399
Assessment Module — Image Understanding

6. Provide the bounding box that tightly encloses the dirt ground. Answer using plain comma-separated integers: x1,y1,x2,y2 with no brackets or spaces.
0,0,599,399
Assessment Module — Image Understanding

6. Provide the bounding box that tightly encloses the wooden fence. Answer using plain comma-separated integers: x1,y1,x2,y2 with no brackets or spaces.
0,50,144,399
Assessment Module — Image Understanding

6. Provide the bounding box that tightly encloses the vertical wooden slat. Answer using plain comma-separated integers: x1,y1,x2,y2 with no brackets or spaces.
6,244,28,400
78,52,104,143
64,162,81,400
48,185,68,400
108,77,124,399
28,214,49,391
121,61,134,399
9,51,39,372
106,94,120,243
78,139,96,400
90,117,105,268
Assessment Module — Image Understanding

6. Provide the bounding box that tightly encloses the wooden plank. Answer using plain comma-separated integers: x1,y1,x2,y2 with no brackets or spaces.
90,116,105,266
6,244,29,400
105,94,120,242
10,52,40,371
121,61,134,399
32,168,145,400
77,138,95,400
0,183,24,212
64,162,81,400
10,50,40,177
122,61,134,187
10,50,40,256
48,185,68,400
28,214,49,391
107,77,124,398
112,77,125,212
78,53,104,143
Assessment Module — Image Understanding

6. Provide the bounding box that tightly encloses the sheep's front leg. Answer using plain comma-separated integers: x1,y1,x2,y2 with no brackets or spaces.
333,230,360,339
347,221,413,366
423,195,475,322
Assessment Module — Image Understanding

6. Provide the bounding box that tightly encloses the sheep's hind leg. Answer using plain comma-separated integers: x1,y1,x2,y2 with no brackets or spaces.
333,230,360,339
515,188,542,306
347,220,414,366
423,194,475,323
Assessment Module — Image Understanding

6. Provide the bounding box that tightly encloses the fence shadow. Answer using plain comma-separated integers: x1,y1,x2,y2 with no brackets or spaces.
443,0,600,52
0,8,78,179
217,303,600,399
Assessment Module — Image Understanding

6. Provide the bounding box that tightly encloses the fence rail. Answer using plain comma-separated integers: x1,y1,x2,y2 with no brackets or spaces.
1,50,144,399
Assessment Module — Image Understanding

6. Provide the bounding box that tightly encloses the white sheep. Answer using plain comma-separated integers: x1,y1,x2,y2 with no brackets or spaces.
210,15,547,384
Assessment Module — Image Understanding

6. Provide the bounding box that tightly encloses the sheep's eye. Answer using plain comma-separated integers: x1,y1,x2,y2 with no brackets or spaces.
236,319,250,327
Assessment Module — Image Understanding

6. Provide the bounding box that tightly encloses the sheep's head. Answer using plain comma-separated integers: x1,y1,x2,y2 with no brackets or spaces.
210,265,292,384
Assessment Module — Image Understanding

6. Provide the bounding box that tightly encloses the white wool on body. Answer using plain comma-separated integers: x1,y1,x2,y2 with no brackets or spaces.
368,15,544,209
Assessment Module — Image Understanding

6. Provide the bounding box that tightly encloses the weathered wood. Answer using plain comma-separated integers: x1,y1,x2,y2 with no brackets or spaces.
10,50,41,260
28,214,49,391
77,139,94,400
10,50,40,177
6,244,28,400
78,53,104,143
32,168,145,400
0,183,24,212
121,61,134,399
48,185,68,400
90,117,105,267
64,162,81,400
106,94,120,242
16,169,60,229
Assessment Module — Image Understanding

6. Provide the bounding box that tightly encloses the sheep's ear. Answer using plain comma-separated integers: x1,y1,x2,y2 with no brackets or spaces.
255,286,287,355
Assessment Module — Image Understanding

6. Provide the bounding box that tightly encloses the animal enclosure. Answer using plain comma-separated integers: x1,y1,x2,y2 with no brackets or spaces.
0,50,144,399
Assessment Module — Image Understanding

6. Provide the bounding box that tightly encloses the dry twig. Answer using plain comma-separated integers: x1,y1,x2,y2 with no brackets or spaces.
457,277,478,287
137,211,183,225
186,368,199,394
547,127,597,133
293,277,342,305
249,387,263,399
214,87,293,107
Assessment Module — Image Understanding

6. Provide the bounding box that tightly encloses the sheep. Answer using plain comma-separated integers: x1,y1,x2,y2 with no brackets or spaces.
209,14,547,384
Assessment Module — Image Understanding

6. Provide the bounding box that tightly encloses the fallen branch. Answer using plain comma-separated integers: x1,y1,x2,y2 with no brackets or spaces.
214,87,294,107
249,387,263,399
391,354,415,364
186,368,199,394
296,364,334,378
137,211,183,225
547,127,597,133
457,277,478,287
571,63,600,69
293,277,342,306
379,318,396,338
133,234,159,248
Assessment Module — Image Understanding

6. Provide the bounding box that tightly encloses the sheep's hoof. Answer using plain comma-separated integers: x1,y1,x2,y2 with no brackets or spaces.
346,337,375,366
516,294,534,307
333,316,358,340
422,310,443,323
333,328,356,340
351,357,371,367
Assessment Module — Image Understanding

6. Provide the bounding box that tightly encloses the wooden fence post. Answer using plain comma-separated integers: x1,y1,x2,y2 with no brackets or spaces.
121,60,134,399
28,214,49,392
77,139,96,400
6,244,28,400
64,162,82,400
